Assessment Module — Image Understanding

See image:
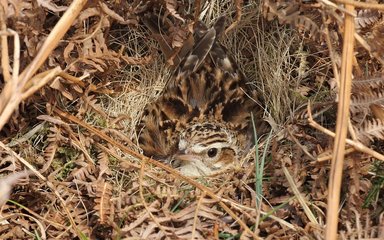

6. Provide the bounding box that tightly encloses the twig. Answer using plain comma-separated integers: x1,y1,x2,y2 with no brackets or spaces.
307,104,384,162
21,67,62,100
0,4,10,83
334,0,384,10
286,126,316,161
348,119,358,141
321,12,339,86
317,147,356,162
0,27,20,118
192,192,206,240
320,0,356,17
0,142,46,181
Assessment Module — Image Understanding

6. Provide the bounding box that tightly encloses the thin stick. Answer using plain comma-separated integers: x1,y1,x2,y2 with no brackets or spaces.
317,147,356,162
191,192,206,240
0,4,10,83
0,142,46,181
225,0,243,35
307,106,384,162
21,67,62,100
321,12,339,85
335,0,384,10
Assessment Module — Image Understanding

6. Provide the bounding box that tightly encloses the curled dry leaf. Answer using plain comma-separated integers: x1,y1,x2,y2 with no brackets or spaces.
165,0,185,22
37,0,68,12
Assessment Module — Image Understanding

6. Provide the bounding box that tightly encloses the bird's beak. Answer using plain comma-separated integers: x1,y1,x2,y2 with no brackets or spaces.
173,153,197,162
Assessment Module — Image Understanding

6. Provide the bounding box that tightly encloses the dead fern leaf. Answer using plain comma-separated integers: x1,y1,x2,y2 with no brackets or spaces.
37,0,68,12
263,0,319,39
290,15,319,39
94,180,113,224
356,118,384,143
352,75,384,89
50,79,74,100
97,151,112,178
350,90,384,113
99,2,127,24
364,21,384,64
41,142,58,173
370,104,384,122
165,0,185,22
355,9,382,30
47,126,68,143
78,94,107,118
72,158,96,181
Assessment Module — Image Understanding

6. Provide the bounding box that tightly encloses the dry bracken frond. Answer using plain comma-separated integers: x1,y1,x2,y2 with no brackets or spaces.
263,0,319,39
94,180,114,224
355,9,382,30
3,0,384,239
72,161,96,182
41,142,58,173
165,0,185,22
350,89,384,113
352,75,384,89
97,150,112,178
355,118,384,143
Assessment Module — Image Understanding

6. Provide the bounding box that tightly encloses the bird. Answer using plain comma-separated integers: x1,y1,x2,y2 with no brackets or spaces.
137,16,266,177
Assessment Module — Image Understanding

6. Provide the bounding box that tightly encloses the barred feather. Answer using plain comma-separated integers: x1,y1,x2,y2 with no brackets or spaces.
138,16,266,176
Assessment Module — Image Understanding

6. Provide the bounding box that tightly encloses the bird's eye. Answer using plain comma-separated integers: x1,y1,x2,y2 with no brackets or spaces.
207,148,218,158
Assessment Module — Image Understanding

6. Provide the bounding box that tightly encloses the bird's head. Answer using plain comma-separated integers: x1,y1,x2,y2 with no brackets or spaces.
172,122,238,176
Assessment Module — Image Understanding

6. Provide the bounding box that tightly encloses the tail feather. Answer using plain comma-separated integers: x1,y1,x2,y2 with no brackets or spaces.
179,27,216,74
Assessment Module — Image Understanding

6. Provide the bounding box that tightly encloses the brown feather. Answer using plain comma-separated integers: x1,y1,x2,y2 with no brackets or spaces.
137,16,267,175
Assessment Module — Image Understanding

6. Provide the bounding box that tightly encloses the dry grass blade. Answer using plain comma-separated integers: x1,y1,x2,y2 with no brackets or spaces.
0,142,45,181
326,3,354,238
282,166,318,225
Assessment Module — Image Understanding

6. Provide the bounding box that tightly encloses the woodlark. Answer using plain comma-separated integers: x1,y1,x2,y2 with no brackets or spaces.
137,16,266,176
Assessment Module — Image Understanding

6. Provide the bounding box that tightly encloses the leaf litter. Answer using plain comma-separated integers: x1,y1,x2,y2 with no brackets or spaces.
0,0,383,239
